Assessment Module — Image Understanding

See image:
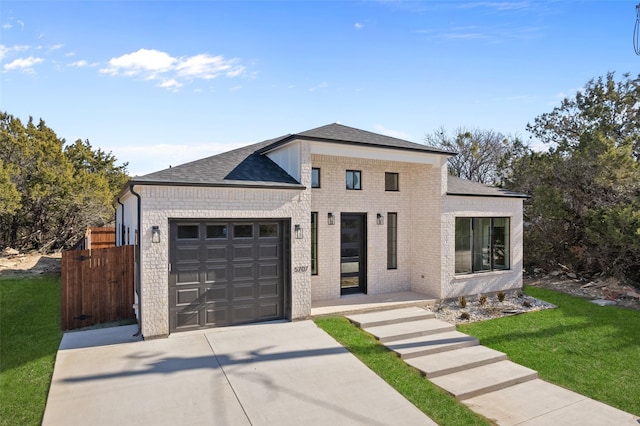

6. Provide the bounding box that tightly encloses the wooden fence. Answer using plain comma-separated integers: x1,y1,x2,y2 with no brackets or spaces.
71,227,117,251
61,245,136,330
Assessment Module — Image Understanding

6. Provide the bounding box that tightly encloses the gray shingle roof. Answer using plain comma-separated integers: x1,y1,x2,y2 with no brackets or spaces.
130,136,302,188
260,123,456,155
447,175,529,198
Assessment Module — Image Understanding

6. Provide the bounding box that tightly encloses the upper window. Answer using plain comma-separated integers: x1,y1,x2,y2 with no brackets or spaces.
311,168,321,188
385,172,399,191
455,217,510,274
346,170,361,190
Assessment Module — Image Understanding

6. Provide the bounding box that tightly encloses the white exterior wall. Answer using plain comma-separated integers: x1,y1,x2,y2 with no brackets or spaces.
310,154,444,300
117,192,139,246
266,142,301,182
441,195,524,299
134,182,310,338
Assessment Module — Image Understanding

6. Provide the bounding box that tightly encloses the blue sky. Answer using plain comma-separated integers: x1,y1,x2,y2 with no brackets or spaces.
1,1,638,176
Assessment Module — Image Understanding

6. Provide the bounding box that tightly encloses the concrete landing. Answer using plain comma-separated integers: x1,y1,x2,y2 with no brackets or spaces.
429,360,538,400
346,306,434,328
405,345,507,378
363,318,455,343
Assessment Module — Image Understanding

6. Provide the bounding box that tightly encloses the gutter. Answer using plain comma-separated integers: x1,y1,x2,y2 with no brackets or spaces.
129,184,143,338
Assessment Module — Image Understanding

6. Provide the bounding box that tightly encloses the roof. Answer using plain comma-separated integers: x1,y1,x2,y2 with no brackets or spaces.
128,123,453,189
259,123,456,156
446,175,529,199
129,136,303,189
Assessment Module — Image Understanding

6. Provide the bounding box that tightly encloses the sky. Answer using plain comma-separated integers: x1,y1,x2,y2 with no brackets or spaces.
1,1,638,176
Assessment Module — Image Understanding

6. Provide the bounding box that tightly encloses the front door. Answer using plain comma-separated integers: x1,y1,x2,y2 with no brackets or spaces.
340,213,366,295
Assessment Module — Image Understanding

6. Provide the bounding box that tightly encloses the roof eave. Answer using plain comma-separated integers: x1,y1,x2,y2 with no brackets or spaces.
446,192,530,199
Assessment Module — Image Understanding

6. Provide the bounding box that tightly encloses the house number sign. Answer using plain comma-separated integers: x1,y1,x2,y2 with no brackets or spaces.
294,265,309,273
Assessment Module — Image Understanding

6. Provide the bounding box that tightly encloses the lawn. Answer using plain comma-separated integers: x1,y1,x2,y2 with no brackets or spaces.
315,316,492,426
0,275,62,426
458,286,640,416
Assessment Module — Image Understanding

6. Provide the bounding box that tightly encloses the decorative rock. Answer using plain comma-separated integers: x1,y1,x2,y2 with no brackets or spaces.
1,247,19,257
567,272,578,279
550,271,563,277
591,299,617,307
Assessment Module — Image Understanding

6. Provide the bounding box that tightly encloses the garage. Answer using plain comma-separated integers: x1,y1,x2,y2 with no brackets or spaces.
169,220,288,332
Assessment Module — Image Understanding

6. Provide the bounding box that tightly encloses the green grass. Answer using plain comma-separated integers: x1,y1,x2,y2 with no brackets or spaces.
458,286,640,416
315,316,491,426
0,275,62,426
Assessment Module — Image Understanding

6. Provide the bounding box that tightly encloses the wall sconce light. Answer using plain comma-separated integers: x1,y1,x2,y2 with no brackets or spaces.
328,212,335,225
151,226,161,243
294,224,303,239
377,213,384,225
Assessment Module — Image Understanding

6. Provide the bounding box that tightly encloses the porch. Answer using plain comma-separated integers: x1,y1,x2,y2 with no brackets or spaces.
310,291,436,317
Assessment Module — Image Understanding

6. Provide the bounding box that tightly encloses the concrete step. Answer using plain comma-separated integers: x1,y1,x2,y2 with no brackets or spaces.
346,307,435,328
364,318,455,343
385,331,479,359
429,360,538,400
405,345,508,378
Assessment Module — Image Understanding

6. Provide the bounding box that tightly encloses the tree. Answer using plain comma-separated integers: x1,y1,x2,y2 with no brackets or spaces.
0,112,129,251
507,73,640,283
425,127,526,185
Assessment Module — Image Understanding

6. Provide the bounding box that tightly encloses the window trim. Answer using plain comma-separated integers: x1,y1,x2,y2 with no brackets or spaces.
346,170,362,190
311,168,321,188
455,216,510,274
385,172,399,192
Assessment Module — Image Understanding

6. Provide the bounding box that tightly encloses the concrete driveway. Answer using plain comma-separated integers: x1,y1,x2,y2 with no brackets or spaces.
43,320,436,425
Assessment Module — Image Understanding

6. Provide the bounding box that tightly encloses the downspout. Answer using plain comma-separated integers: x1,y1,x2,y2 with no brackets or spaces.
129,184,143,338
116,197,124,247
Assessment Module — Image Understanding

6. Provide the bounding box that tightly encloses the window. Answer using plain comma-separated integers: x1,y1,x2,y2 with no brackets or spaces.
259,223,278,238
385,172,399,191
233,224,253,238
311,212,318,275
387,213,397,269
177,225,199,239
455,217,510,274
311,168,321,188
206,225,227,239
346,170,361,190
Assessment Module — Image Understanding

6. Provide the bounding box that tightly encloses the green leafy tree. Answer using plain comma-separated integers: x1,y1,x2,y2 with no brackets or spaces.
0,112,129,251
507,73,640,282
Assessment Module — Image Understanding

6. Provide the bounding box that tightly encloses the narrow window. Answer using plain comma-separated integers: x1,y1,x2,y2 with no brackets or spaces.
346,170,361,190
311,168,321,188
385,172,399,191
387,212,397,269
492,218,510,270
311,212,318,275
455,218,472,273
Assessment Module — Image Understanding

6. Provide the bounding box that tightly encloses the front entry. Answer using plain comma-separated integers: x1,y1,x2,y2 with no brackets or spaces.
340,213,367,295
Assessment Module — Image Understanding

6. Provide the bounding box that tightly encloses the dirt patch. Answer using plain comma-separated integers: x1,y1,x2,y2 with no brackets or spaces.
0,251,62,277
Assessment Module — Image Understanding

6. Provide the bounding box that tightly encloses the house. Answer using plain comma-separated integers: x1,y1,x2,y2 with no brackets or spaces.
116,123,527,338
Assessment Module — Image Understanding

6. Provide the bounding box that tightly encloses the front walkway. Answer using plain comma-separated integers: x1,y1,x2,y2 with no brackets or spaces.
346,307,640,425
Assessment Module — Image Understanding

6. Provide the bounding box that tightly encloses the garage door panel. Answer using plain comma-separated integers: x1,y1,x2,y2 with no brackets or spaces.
176,247,200,263
170,220,285,332
206,286,227,302
259,281,279,298
258,262,279,279
205,266,227,283
176,269,199,285
206,246,228,261
176,288,200,305
233,244,255,260
175,310,200,329
259,244,279,259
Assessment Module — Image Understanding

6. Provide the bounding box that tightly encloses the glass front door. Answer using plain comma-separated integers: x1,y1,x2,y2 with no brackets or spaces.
340,213,366,295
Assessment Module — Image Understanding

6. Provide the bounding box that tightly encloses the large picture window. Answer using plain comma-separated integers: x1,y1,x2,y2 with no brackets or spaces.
455,217,510,274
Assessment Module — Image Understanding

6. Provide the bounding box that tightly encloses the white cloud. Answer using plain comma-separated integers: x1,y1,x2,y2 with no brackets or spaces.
68,59,98,68
373,124,411,140
309,82,329,92
100,48,245,90
3,56,44,72
355,22,364,30
2,23,12,30
229,85,242,91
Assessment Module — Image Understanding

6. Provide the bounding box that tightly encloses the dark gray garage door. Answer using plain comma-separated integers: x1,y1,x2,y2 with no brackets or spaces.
169,220,286,332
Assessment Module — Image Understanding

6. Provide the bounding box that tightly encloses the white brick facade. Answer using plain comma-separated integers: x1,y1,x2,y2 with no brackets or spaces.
117,131,524,338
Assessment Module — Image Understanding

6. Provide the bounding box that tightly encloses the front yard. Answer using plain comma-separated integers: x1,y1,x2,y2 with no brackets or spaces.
0,275,62,426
